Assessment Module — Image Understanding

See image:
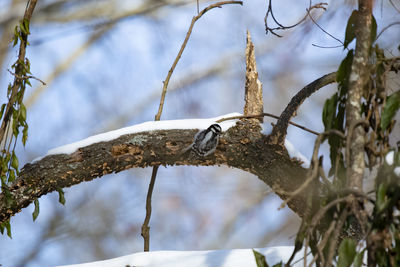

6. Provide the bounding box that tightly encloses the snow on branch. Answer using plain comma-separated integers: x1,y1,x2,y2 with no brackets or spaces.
38,113,240,159
0,113,312,224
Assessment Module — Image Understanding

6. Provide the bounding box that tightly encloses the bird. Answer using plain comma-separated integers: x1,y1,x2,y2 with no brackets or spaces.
188,124,222,157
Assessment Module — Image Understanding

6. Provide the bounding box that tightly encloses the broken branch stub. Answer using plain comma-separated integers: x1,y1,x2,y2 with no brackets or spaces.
244,31,264,123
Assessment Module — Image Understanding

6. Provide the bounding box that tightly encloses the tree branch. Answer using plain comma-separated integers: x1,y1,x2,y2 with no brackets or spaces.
155,0,243,120
0,121,314,224
345,0,373,190
145,1,243,251
0,0,37,145
244,31,264,123
268,72,337,145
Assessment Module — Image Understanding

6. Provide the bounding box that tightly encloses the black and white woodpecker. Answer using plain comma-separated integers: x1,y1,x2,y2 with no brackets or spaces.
190,124,222,157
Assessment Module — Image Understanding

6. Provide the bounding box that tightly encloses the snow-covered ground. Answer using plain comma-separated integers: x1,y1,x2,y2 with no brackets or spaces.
58,246,312,267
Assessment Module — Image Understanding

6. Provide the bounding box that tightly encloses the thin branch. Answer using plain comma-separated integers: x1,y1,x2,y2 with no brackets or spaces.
216,113,319,136
154,0,243,120
268,72,337,145
306,7,344,47
142,0,243,251
141,165,158,252
376,21,400,40
7,69,46,85
306,194,367,266
325,208,349,265
309,197,348,230
279,129,345,209
264,1,327,37
389,0,400,13
311,44,343,49
306,219,336,267
318,163,331,185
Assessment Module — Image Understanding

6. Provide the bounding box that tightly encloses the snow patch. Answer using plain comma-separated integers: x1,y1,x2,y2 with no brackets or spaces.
260,123,273,135
57,246,311,267
386,151,394,166
394,167,400,177
285,139,310,168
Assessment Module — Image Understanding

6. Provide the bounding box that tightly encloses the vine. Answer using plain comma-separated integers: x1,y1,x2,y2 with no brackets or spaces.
0,0,39,238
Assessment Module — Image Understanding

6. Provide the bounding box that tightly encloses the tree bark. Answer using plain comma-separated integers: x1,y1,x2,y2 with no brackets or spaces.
0,121,314,224
345,0,373,189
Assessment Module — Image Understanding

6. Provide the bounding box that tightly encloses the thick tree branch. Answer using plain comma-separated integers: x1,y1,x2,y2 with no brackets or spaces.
268,72,337,145
0,122,314,224
345,0,372,190
1,71,340,224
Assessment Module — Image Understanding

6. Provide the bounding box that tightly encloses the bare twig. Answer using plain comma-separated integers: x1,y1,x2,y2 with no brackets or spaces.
337,188,373,202
7,69,46,85
325,208,349,265
307,195,366,266
216,113,320,136
311,44,343,49
269,72,337,145
279,129,345,209
389,0,400,13
154,0,243,121
376,21,400,40
307,219,336,267
309,197,348,230
141,0,243,251
318,163,331,185
141,165,158,251
264,0,327,37
306,7,344,48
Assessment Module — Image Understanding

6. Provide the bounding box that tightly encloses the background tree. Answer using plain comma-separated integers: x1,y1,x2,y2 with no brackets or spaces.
0,0,399,266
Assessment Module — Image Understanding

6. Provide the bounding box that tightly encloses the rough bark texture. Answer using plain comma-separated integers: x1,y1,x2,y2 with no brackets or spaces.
244,31,264,123
0,121,314,223
345,0,372,189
